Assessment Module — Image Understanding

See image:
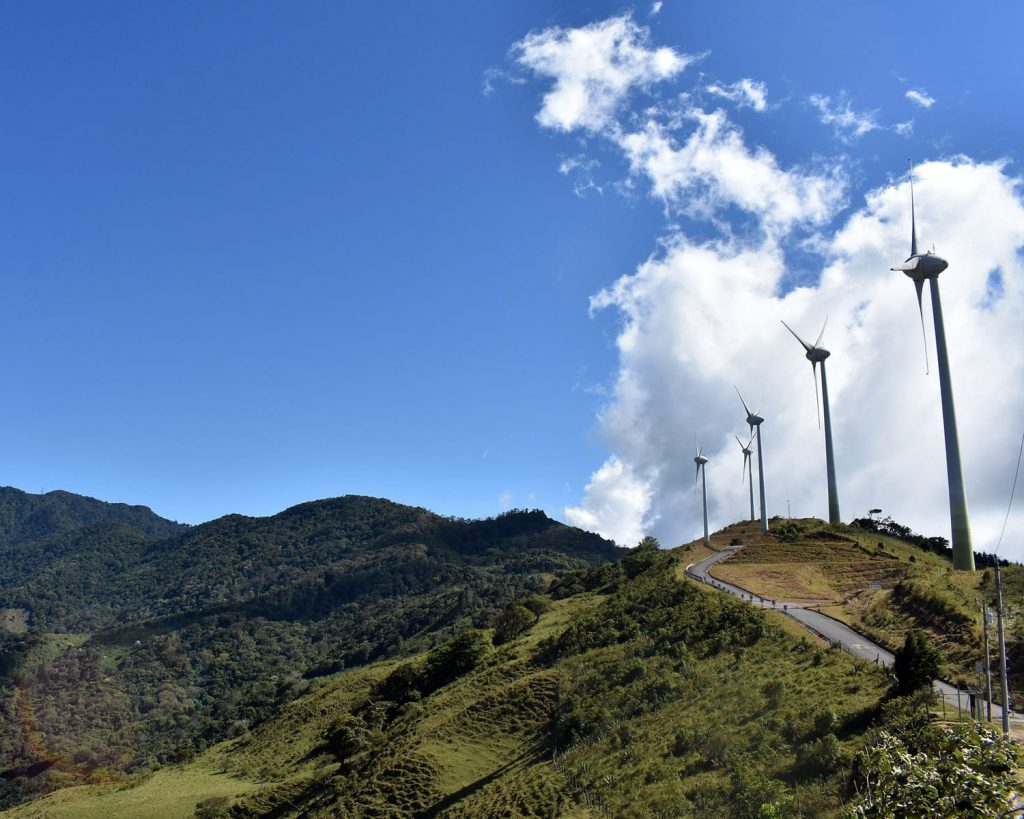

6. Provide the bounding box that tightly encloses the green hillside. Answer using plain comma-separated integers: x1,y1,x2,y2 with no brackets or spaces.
1,541,898,818
0,493,620,810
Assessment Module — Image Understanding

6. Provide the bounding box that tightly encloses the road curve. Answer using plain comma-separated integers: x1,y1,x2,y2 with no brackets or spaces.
684,546,1007,721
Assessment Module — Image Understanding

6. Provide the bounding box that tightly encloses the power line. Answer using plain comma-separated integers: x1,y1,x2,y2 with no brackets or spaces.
995,430,1024,555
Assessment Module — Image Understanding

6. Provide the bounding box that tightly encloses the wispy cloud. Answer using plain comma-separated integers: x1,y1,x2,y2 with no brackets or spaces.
809,92,880,143
559,154,603,196
650,1,664,16
705,78,768,112
906,88,936,109
894,120,914,137
482,67,525,96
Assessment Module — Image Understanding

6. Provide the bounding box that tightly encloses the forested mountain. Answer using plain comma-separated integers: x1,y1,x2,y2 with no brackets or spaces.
0,490,620,809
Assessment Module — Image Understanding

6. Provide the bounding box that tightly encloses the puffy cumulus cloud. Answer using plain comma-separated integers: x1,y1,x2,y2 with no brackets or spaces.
810,93,880,142
618,112,845,231
512,15,693,133
705,78,768,112
564,456,653,546
569,159,1024,560
906,88,936,109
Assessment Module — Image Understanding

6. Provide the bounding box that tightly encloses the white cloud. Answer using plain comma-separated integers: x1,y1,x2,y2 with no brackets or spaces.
512,14,694,132
906,88,936,109
564,456,653,545
499,490,513,509
571,159,1024,560
894,119,914,137
810,93,880,143
650,1,664,16
705,78,768,112
617,112,845,231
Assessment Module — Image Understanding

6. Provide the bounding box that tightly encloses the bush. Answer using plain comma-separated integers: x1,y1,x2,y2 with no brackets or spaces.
795,733,843,779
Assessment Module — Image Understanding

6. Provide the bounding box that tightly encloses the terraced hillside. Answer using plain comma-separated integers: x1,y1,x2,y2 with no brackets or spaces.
2,543,893,818
707,519,1020,689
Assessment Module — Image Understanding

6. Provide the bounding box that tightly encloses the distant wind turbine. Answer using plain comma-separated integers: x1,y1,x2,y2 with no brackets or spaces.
781,318,841,525
735,388,768,532
891,161,974,571
694,443,710,546
734,433,755,522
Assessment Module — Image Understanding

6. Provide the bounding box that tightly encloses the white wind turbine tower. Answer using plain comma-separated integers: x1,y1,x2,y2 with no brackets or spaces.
891,161,974,571
694,444,710,546
736,388,768,532
781,318,841,524
734,433,755,522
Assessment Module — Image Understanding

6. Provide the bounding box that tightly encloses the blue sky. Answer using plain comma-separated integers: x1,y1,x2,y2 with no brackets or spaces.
2,3,1023,556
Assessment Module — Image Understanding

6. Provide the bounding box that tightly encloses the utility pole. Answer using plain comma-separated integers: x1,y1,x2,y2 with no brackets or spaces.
995,562,1011,735
978,597,993,722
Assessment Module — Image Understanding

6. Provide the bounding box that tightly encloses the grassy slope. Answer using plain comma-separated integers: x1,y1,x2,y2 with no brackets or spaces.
707,518,1017,687
3,547,890,818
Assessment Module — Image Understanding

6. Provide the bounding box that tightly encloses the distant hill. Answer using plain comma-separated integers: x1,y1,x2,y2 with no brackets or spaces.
0,486,186,547
0,491,620,809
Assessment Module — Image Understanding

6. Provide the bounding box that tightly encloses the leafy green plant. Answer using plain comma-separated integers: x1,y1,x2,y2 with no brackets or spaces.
850,725,1024,817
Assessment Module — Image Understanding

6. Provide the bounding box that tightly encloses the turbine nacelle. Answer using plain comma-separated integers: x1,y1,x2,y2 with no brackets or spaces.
694,445,708,482
892,251,948,280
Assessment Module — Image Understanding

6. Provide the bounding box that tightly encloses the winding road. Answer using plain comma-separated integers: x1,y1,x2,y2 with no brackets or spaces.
684,546,1009,721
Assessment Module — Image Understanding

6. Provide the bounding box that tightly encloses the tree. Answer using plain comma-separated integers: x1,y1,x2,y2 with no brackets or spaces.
492,603,535,645
892,631,940,696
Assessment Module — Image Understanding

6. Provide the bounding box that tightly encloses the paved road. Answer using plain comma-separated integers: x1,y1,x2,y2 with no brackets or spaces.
684,547,1008,721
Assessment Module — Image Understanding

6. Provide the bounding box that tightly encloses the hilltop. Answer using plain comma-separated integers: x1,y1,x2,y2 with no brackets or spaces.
0,491,619,809
701,517,1022,698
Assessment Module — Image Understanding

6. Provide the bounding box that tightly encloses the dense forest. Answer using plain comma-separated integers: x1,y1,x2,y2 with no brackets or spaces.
0,489,620,808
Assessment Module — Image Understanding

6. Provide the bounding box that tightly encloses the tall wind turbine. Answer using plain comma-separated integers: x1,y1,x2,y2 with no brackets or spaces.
694,444,710,546
891,161,974,571
781,318,841,524
734,433,755,522
736,388,768,532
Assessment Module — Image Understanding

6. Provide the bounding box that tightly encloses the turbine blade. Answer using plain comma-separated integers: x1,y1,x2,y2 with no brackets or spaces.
909,159,918,257
742,451,750,484
815,315,828,348
813,361,821,430
915,278,930,375
735,386,752,418
734,434,744,449
695,462,700,483
780,319,813,353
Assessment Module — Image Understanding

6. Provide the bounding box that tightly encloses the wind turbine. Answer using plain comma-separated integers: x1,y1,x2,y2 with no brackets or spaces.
734,433,755,522
736,388,768,532
891,161,974,571
694,444,710,546
781,318,841,524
